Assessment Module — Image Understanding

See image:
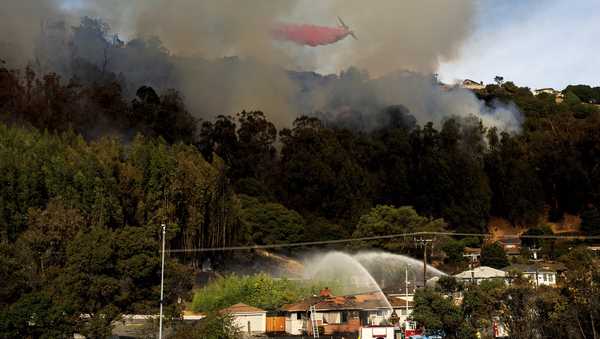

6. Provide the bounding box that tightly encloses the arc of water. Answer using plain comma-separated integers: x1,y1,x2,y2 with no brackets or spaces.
304,251,393,311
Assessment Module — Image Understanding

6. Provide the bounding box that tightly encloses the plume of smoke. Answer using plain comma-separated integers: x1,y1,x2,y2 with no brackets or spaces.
289,0,475,75
297,69,522,132
0,0,518,132
0,0,63,66
373,71,522,131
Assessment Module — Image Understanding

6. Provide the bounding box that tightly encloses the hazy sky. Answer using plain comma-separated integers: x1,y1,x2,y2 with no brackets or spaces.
439,0,600,90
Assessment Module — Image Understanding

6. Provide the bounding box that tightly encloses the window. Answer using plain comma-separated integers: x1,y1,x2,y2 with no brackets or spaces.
296,312,302,320
323,312,341,324
341,311,348,323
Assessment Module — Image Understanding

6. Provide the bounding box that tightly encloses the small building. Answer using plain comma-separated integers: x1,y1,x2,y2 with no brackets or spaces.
308,295,363,335
533,88,564,103
502,262,566,287
498,237,522,256
462,79,485,90
281,298,319,335
220,303,267,335
454,266,507,285
534,88,560,96
282,292,404,336
463,247,482,263
587,245,600,256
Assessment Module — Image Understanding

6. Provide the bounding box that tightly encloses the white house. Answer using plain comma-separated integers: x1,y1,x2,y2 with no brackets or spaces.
461,79,485,90
454,266,507,285
281,299,315,335
534,88,560,96
502,263,565,287
220,303,267,335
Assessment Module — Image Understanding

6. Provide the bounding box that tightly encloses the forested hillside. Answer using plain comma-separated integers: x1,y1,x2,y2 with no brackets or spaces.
3,17,600,338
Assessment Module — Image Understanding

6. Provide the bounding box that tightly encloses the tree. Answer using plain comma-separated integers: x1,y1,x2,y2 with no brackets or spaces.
279,116,371,224
352,205,445,252
441,239,466,266
234,110,277,182
581,205,600,235
494,76,504,85
520,225,555,258
19,199,84,272
411,288,475,339
480,242,509,269
171,313,240,339
239,195,305,245
437,276,463,295
0,291,76,339
461,279,505,336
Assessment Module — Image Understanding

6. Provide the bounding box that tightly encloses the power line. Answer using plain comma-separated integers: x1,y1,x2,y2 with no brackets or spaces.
163,231,600,253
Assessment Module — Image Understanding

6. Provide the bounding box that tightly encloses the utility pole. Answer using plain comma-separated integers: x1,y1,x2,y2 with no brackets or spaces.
415,238,433,288
530,247,542,288
405,265,409,317
463,253,479,285
159,224,166,339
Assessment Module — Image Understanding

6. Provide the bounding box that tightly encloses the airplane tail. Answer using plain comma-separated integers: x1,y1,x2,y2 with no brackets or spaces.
338,17,357,40
337,16,348,29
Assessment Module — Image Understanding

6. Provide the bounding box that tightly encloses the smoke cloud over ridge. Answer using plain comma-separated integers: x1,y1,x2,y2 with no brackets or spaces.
0,0,521,131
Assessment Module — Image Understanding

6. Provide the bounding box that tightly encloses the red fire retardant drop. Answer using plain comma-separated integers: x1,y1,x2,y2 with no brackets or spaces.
271,23,353,47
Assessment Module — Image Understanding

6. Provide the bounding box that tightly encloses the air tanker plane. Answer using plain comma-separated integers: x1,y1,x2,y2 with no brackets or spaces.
271,17,357,47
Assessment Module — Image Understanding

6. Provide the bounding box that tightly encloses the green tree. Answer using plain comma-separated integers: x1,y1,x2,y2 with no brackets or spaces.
239,195,305,245
411,288,475,339
279,116,372,224
441,239,466,266
480,242,509,269
352,205,445,252
0,291,76,339
461,279,505,336
171,313,240,339
191,273,326,312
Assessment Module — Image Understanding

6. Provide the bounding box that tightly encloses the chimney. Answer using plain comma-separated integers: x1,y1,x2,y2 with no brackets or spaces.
319,287,333,298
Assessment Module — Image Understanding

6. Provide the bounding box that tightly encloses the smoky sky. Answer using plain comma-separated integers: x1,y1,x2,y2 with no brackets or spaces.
0,0,520,131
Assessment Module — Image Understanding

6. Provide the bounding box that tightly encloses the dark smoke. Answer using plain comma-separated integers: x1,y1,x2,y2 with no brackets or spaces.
0,0,521,132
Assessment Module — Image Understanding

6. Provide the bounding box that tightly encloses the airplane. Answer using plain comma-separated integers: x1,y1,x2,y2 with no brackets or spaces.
271,17,357,47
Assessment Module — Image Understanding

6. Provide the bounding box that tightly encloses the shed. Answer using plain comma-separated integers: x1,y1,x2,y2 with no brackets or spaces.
220,303,267,334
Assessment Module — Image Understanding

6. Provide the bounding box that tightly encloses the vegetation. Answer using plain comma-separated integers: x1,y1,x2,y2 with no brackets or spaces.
2,16,600,338
480,242,509,269
412,288,475,339
413,248,600,338
191,273,332,313
170,313,240,339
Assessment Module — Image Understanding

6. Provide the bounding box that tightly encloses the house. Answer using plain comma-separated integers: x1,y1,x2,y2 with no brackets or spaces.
587,245,600,256
220,303,267,335
307,295,366,335
281,297,319,335
533,88,564,103
534,88,560,96
282,291,411,336
462,79,485,90
502,262,566,287
454,266,507,285
498,237,522,256
463,247,482,263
